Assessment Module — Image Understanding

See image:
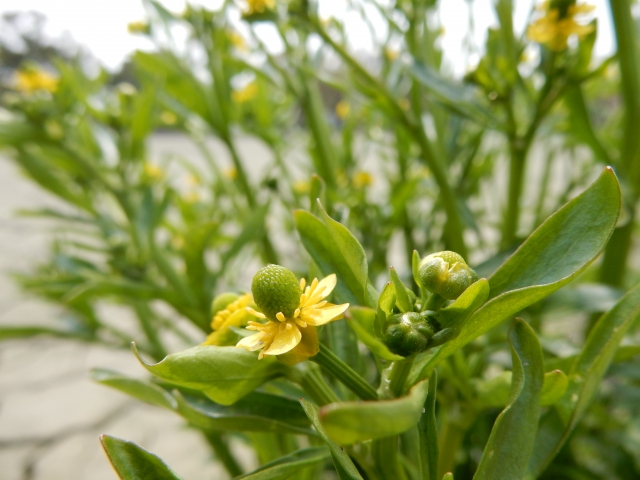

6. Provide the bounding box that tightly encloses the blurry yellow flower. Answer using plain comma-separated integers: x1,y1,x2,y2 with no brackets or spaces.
160,111,177,125
244,0,275,15
224,167,238,180
335,100,350,120
143,163,164,181
399,98,411,111
184,191,200,203
44,120,63,140
203,293,253,346
293,180,310,194
228,30,248,51
14,68,59,94
385,48,399,61
353,171,373,189
232,82,258,103
237,274,349,364
186,174,201,187
527,1,595,51
128,21,150,34
171,235,185,250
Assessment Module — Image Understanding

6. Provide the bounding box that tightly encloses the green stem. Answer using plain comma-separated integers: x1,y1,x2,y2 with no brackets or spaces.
311,343,378,401
291,363,340,406
502,141,526,248
418,370,438,480
310,18,467,257
600,0,640,287
373,436,408,480
389,356,415,398
423,293,446,312
203,431,243,477
132,301,166,361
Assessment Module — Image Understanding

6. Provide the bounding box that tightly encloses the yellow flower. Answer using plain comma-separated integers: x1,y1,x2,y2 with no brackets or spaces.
228,30,248,51
184,191,200,203
385,48,399,61
186,174,201,187
353,171,373,189
293,180,310,194
160,111,177,125
335,100,350,120
14,68,59,94
527,1,595,51
237,274,349,364
244,0,275,15
143,163,164,181
203,293,253,346
232,82,258,103
128,21,150,35
224,167,238,180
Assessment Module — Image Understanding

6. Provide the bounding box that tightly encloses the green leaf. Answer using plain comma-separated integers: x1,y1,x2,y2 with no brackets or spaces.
132,343,284,405
300,399,363,480
347,306,403,361
100,435,181,480
173,390,314,435
91,369,176,410
0,326,86,341
474,320,544,480
418,371,438,480
295,204,377,307
476,370,568,409
318,380,429,445
526,281,640,478
489,168,620,298
413,250,428,299
413,168,621,381
375,282,396,339
390,267,412,313
236,447,330,480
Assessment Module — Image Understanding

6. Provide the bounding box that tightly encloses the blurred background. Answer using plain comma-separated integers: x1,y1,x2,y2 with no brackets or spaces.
0,1,635,479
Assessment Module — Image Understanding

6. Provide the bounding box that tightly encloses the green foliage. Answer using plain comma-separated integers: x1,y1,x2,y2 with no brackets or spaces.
2,0,640,479
100,435,181,480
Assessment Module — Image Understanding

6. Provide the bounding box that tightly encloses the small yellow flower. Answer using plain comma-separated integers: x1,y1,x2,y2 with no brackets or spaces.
224,167,238,180
385,48,399,61
237,274,349,364
186,174,201,187
171,235,185,250
293,180,310,194
399,98,411,111
184,191,200,203
143,163,164,181
353,171,373,189
232,82,258,103
527,1,595,51
128,21,150,35
228,30,248,51
244,0,275,15
14,68,59,94
203,293,253,346
335,100,350,120
160,111,177,125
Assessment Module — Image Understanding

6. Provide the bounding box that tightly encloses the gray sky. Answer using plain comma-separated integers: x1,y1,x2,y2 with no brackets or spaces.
2,0,615,75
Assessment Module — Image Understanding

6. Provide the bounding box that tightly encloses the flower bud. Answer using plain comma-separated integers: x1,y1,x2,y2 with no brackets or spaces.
383,312,439,357
418,251,478,300
251,264,302,320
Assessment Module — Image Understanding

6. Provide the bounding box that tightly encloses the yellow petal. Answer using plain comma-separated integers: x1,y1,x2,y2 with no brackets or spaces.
276,325,319,366
304,303,349,326
236,331,266,351
263,322,302,356
317,274,337,298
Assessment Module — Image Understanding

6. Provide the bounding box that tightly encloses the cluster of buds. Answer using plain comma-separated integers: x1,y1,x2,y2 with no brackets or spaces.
379,251,479,357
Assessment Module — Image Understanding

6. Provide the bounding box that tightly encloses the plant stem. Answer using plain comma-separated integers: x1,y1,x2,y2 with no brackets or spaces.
293,363,340,406
600,0,640,287
311,343,378,401
389,356,415,398
373,436,408,480
202,431,243,477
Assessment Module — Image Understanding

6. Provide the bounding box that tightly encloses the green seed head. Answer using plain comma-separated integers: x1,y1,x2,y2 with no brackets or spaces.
418,251,478,300
383,312,439,357
251,264,302,321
